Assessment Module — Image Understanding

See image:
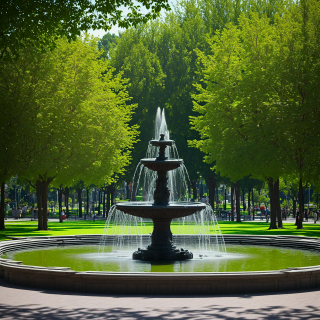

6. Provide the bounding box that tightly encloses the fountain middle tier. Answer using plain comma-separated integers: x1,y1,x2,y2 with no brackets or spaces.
140,158,182,172
116,201,206,220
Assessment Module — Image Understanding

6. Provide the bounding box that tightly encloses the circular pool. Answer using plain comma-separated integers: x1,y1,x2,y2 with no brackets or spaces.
1,234,320,294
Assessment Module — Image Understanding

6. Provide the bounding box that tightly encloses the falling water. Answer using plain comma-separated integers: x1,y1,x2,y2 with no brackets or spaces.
100,107,226,256
131,108,189,202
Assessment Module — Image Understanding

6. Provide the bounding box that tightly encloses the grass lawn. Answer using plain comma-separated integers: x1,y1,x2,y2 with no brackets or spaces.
0,220,319,241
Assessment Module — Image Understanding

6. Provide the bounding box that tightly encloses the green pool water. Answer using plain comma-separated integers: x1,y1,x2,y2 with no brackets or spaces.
3,244,320,272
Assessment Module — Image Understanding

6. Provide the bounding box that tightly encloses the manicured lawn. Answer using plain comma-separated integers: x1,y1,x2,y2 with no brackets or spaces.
1,220,319,241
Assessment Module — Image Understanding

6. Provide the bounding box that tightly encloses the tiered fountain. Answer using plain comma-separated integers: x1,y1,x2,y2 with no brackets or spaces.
116,133,206,261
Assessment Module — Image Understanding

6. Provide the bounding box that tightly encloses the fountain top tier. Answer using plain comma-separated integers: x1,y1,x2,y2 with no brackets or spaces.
140,133,182,172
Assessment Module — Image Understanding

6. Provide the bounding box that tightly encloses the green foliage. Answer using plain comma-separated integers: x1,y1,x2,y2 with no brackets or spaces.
192,0,320,185
99,33,119,59
0,36,138,188
0,0,171,59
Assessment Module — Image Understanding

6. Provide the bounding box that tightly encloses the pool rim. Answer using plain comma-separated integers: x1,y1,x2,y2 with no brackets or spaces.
1,234,320,295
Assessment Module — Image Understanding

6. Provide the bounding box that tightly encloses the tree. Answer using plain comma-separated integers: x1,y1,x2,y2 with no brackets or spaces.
99,33,119,59
0,36,138,229
0,0,171,59
191,7,315,229
193,0,320,229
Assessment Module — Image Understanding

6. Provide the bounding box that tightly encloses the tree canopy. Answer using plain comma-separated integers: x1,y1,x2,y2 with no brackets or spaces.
0,35,138,229
191,0,320,227
0,0,170,58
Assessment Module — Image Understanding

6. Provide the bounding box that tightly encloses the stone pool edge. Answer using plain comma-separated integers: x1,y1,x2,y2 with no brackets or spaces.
1,234,320,295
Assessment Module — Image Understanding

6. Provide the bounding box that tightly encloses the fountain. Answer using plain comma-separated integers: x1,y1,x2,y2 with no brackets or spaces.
116,133,206,261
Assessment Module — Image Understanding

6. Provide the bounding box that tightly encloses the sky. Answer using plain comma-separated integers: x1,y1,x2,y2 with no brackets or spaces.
87,0,178,39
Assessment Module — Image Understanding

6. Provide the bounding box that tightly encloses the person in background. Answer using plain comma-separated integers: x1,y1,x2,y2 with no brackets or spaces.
12,206,17,219
265,207,270,223
313,210,317,224
295,213,299,226
5,203,10,220
22,205,27,218
17,207,21,219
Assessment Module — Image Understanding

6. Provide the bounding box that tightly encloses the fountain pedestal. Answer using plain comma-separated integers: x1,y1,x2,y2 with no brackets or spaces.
116,134,205,261
133,218,193,261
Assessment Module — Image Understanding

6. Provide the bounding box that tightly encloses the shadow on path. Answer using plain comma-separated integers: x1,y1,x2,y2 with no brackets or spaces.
1,304,320,320
1,279,320,320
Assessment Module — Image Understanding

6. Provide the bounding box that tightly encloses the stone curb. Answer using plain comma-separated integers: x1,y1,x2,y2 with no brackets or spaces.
1,235,320,295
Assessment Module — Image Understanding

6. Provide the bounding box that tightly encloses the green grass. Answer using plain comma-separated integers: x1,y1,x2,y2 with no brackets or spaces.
0,220,319,241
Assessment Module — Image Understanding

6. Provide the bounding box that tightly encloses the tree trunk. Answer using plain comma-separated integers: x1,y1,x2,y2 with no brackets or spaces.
41,181,48,230
126,182,130,199
206,176,216,211
86,188,89,216
35,179,51,230
297,178,304,229
248,188,251,215
110,185,115,206
103,190,106,218
252,188,255,220
77,189,82,218
224,187,227,210
64,187,69,218
192,179,197,202
58,187,63,222
0,182,5,230
231,186,235,221
293,197,297,219
36,181,43,230
267,178,277,229
106,186,111,218
98,189,101,216
275,179,283,228
235,181,241,222
199,181,203,199
242,188,246,211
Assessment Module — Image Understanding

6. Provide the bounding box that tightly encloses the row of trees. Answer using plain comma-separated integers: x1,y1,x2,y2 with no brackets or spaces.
1,0,175,230
97,0,319,228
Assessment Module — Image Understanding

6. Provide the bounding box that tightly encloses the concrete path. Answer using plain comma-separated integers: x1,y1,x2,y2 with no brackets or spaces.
1,278,319,320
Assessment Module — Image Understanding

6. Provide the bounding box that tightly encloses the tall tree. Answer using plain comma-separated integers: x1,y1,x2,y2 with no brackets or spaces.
1,36,138,229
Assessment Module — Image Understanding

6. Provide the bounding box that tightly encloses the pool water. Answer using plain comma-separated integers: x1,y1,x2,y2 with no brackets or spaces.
3,244,320,273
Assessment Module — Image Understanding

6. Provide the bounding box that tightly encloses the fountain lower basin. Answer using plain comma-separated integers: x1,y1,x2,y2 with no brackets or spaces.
1,234,320,294
115,201,207,261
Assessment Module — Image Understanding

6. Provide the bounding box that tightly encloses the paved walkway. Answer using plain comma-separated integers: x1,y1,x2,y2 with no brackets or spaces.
1,278,319,320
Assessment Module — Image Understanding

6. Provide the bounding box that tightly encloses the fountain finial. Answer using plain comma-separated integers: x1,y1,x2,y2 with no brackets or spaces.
160,133,165,140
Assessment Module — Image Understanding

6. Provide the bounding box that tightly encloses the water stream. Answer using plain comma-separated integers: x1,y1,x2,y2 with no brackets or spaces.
99,107,226,257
